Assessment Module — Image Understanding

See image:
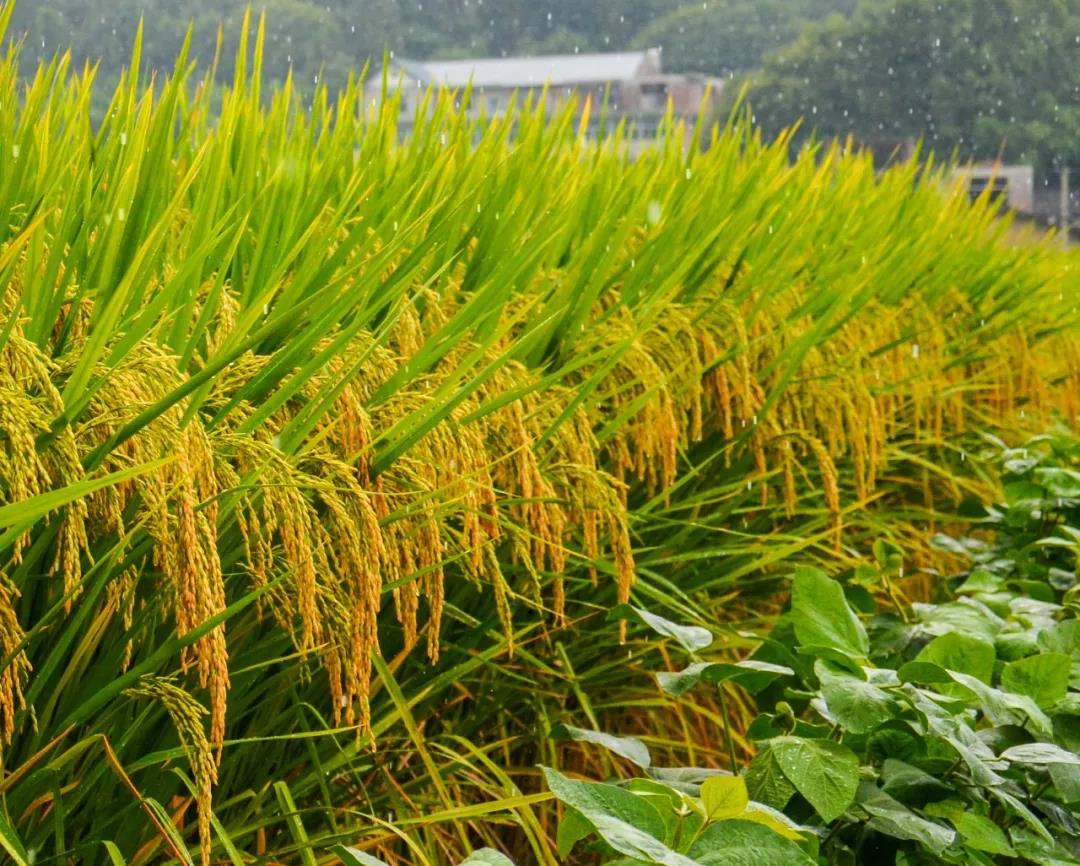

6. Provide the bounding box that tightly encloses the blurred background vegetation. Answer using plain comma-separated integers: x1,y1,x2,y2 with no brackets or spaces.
7,0,1080,170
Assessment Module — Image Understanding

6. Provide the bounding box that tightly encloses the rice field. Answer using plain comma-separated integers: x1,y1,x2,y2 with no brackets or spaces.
1,10,1080,865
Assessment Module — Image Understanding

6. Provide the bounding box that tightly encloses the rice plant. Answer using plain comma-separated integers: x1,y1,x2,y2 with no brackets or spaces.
0,6,1079,863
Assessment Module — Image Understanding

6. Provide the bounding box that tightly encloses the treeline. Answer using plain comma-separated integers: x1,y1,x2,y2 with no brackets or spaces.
6,0,1079,171
747,0,1080,173
7,0,850,88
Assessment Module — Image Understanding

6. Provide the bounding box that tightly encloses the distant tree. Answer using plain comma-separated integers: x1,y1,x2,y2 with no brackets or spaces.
746,0,1080,172
475,0,681,58
7,0,403,94
397,0,487,59
10,0,188,73
5,0,689,81
633,0,856,75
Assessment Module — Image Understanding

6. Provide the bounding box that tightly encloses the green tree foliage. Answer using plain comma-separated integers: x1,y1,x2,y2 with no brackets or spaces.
470,0,681,56
6,0,684,86
747,0,1080,170
2,0,845,88
632,0,856,75
7,0,1077,172
8,0,401,90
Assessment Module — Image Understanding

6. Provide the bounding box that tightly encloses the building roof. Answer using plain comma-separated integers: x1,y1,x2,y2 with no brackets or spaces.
394,50,661,89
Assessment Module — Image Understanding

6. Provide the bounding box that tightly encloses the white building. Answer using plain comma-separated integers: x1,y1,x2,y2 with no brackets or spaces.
953,163,1035,213
366,49,724,146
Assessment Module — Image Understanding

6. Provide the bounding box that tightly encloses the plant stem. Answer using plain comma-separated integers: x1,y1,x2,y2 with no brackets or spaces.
716,684,739,775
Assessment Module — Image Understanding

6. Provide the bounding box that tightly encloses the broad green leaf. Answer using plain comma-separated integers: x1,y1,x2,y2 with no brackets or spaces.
858,784,955,855
648,766,728,797
920,794,1010,855
996,630,1041,661
1002,654,1071,708
896,661,952,685
1010,598,1062,633
952,813,1017,857
940,729,1007,788
688,819,815,866
1003,480,1047,505
770,736,859,823
627,779,686,842
868,725,925,764
458,850,516,866
815,660,895,733
1038,620,1080,660
1050,763,1080,804
627,778,686,808
873,539,903,570
585,811,702,866
556,806,593,859
657,663,713,696
880,759,952,803
741,803,805,841
549,724,651,769
332,846,391,866
657,660,792,696
703,660,794,690
542,767,667,844
1001,743,1080,766
947,671,1054,739
911,601,1000,643
991,788,1055,845
790,568,868,660
701,776,748,820
1008,826,1071,863
745,747,796,811
1035,467,1080,498
608,605,713,653
916,633,996,685
956,570,1004,594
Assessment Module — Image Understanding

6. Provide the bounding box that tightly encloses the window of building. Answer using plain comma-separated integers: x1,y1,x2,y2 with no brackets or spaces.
640,82,668,113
